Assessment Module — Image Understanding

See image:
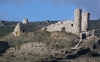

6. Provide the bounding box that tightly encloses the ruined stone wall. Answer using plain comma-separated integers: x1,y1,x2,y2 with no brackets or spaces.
43,9,82,35
43,20,79,35
41,9,91,36
81,12,90,32
13,18,28,36
13,23,22,36
22,18,28,25
64,21,75,33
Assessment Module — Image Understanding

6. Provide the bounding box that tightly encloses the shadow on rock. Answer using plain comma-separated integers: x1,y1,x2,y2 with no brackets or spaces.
65,48,90,59
0,41,9,54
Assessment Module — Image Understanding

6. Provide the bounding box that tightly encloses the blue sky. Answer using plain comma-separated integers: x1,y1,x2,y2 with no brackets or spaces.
0,0,99,22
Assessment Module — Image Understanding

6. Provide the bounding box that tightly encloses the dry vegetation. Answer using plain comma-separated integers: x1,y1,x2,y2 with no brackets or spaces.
0,20,100,62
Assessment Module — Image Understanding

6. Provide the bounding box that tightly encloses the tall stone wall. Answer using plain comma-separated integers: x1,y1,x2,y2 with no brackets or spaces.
74,9,82,35
81,12,90,32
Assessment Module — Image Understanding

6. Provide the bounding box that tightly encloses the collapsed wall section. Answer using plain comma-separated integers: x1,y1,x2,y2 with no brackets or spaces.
43,20,76,34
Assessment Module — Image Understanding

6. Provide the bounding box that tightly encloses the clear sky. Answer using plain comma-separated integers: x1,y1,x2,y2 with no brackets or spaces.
0,0,77,22
0,0,99,22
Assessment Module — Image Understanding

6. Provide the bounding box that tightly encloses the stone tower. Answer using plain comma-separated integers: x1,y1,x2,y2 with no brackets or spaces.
23,18,28,25
81,12,90,32
74,9,82,35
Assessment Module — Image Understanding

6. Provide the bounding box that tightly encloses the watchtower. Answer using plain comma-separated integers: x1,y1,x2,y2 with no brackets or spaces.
81,12,90,32
74,9,82,35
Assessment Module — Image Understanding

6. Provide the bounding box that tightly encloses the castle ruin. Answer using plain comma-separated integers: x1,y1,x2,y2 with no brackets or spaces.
41,9,96,39
13,18,28,36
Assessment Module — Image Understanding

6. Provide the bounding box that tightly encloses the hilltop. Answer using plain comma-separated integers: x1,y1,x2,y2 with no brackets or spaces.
0,19,100,62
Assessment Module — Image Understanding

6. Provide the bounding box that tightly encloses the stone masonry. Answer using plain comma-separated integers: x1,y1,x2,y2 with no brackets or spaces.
74,9,81,35
41,9,96,39
13,18,28,36
81,12,90,32
41,9,83,35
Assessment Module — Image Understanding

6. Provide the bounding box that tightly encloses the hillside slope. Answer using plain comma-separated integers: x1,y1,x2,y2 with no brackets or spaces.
0,20,100,62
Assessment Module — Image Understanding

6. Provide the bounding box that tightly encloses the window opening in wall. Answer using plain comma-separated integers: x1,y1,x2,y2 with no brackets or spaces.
71,24,73,27
61,27,65,32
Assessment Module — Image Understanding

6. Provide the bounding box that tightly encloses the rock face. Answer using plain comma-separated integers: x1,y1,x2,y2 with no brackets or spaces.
41,9,84,35
13,18,28,36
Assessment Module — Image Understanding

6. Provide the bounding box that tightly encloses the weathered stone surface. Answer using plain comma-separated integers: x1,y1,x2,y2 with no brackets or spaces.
13,23,22,36
82,12,90,32
74,9,81,35
41,9,82,35
80,29,96,39
13,18,28,36
41,9,96,38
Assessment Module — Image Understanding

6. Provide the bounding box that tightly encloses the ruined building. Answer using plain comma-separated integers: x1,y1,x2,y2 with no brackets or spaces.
41,9,96,39
13,18,28,36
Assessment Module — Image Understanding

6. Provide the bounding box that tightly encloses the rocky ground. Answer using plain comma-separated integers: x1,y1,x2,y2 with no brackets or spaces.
0,31,99,62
